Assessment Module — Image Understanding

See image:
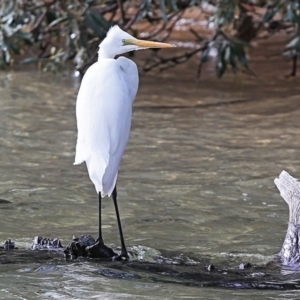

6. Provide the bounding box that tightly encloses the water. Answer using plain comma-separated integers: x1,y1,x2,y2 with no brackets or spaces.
1,45,300,298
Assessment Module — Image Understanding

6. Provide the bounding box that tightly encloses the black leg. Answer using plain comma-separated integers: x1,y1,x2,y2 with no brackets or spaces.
112,186,129,260
65,191,117,259
98,192,103,242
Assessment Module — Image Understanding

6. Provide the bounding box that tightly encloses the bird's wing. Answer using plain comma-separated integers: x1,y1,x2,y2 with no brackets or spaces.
74,62,109,167
74,58,138,196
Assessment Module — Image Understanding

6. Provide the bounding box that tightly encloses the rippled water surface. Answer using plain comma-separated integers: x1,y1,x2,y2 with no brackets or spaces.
1,47,300,299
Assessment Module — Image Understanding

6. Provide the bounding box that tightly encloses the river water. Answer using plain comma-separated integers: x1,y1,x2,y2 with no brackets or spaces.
1,39,300,299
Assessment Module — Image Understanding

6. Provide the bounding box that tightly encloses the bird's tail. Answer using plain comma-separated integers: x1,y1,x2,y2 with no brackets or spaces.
74,141,87,165
85,152,110,196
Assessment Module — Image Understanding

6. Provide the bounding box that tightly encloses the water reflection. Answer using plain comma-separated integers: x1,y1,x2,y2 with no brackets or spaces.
0,50,300,298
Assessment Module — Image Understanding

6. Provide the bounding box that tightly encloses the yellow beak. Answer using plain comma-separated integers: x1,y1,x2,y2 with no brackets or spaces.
127,39,176,49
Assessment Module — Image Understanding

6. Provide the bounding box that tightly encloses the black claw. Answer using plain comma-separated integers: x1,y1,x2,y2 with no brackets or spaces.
113,250,129,261
85,240,117,259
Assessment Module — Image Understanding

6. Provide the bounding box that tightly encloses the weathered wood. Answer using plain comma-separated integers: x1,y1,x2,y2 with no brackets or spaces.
275,170,300,267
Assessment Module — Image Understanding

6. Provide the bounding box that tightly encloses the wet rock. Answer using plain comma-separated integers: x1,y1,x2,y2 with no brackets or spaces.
0,199,11,205
64,235,117,259
30,235,117,260
238,263,252,270
31,236,63,250
205,264,215,271
0,239,17,250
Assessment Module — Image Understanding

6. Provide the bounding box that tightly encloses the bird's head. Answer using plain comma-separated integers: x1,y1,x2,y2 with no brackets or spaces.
98,25,175,59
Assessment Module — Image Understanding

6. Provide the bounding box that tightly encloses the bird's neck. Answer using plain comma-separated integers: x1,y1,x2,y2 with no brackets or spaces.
97,47,115,60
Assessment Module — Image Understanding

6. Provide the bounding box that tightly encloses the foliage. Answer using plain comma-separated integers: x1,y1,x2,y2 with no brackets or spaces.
264,0,300,76
0,0,300,76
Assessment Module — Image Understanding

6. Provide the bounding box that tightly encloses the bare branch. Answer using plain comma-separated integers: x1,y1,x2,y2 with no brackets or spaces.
143,47,203,72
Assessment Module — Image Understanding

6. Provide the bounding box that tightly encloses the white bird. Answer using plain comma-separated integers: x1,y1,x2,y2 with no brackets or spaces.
74,25,175,260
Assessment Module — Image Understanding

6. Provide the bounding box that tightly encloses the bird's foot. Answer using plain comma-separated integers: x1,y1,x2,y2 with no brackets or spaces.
86,238,117,259
113,249,129,261
64,235,116,259
64,235,94,259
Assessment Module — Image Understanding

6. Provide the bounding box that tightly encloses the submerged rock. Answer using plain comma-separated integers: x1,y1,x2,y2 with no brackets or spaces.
275,171,300,268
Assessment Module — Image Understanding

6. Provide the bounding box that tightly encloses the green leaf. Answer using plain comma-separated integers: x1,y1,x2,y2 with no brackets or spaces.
166,0,178,12
201,46,210,63
48,16,69,28
89,10,111,31
286,36,300,49
229,49,237,73
0,1,14,19
159,0,168,22
4,48,10,63
262,9,277,23
46,10,58,25
236,47,248,68
140,0,151,18
216,48,227,78
20,57,40,64
84,10,107,38
5,40,20,54
13,31,33,44
224,45,230,62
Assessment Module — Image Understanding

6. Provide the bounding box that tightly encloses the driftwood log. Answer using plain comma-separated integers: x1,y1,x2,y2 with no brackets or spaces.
275,170,300,268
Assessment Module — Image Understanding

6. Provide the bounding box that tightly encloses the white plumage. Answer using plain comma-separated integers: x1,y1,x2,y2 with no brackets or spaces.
74,25,174,198
73,25,174,260
74,57,138,196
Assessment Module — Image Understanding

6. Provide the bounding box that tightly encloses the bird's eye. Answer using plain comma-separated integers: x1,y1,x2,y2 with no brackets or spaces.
122,39,126,45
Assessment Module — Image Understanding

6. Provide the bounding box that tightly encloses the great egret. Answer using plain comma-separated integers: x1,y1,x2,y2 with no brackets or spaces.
74,25,175,260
